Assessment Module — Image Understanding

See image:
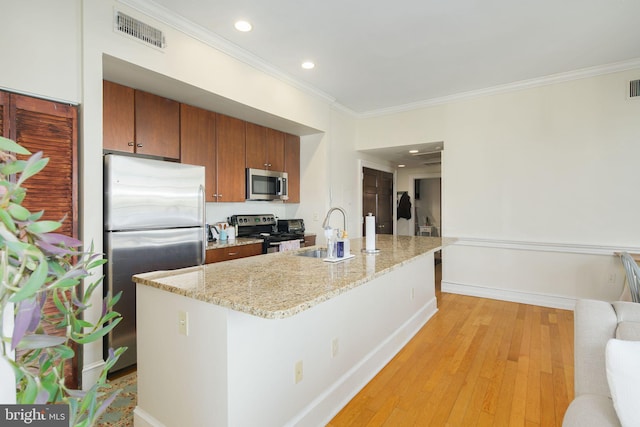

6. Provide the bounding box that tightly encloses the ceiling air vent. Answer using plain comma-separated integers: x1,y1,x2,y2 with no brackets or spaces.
630,79,640,98
114,11,165,49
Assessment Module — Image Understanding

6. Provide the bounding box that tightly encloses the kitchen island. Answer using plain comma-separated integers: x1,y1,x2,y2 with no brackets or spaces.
133,235,441,427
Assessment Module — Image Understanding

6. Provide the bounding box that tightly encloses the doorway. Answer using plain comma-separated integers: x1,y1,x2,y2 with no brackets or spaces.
362,167,394,235
413,177,441,236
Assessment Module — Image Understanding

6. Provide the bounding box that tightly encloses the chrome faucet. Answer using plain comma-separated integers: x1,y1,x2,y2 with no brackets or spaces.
322,206,347,233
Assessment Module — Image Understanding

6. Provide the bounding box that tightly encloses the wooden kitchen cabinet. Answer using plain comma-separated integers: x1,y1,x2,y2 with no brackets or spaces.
205,242,262,264
134,90,180,159
216,114,247,202
180,104,217,201
103,80,135,153
103,81,180,160
246,122,285,171
303,234,316,247
284,133,300,203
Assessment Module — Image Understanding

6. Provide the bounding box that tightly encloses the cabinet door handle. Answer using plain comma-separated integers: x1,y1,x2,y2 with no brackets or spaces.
218,194,222,198
228,252,238,256
128,141,135,146
136,143,143,148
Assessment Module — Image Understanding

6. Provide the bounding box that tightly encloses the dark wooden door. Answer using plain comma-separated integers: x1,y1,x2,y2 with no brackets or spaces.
216,114,246,202
362,167,393,235
134,90,180,159
6,92,79,388
180,104,217,201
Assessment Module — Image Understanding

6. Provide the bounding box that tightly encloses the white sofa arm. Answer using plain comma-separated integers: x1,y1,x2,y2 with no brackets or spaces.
574,299,618,397
612,301,640,323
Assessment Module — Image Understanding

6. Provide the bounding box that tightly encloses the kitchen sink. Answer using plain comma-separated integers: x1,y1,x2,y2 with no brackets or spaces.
295,248,328,258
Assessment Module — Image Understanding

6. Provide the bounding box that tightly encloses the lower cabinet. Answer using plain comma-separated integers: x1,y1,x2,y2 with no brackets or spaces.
205,243,263,264
304,234,316,247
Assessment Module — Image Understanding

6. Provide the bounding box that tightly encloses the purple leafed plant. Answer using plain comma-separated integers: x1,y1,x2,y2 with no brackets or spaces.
0,136,126,427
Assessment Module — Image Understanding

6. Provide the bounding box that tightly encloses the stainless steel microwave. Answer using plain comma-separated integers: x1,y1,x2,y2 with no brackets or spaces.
246,168,288,201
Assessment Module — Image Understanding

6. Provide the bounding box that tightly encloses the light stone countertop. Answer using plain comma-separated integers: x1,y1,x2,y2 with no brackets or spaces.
134,235,442,319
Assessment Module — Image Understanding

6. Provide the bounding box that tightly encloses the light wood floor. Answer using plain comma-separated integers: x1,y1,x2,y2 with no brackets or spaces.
328,282,574,426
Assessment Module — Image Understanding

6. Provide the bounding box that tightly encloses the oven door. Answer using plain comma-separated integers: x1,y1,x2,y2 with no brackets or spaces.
267,238,305,253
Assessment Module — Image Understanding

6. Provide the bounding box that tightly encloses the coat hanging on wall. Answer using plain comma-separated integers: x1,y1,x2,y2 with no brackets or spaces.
397,191,412,220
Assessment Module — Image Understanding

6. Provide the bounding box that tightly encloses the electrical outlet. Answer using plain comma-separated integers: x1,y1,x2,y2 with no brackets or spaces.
331,338,339,358
313,212,319,221
178,311,188,336
608,272,617,284
294,360,303,383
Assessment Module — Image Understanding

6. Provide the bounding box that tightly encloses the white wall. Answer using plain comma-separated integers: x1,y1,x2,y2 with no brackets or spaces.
0,0,81,102
360,68,640,307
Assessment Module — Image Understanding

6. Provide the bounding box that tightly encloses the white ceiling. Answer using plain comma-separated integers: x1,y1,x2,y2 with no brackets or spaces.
147,0,640,114
125,0,640,166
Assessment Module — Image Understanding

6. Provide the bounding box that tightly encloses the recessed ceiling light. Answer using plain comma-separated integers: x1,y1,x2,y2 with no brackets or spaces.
234,20,252,32
398,164,406,168
409,149,419,154
301,61,315,70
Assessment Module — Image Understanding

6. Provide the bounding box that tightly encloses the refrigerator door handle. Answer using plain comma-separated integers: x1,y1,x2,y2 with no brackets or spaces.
199,184,206,265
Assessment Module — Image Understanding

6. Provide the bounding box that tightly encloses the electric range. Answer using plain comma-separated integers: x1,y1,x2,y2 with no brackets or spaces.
229,214,305,253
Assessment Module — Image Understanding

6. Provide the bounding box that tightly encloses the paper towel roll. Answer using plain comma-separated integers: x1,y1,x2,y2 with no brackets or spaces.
365,214,376,252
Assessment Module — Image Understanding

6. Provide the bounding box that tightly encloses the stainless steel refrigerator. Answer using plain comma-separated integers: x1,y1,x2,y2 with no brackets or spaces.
104,154,206,373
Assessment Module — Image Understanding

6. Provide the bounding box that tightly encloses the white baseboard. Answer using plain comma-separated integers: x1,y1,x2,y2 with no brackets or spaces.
134,407,166,427
442,280,577,310
291,297,439,426
81,360,106,391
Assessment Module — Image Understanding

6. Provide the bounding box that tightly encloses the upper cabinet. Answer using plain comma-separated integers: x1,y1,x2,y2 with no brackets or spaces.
180,106,246,202
245,122,284,171
103,81,135,153
103,80,300,203
180,104,217,202
135,90,180,159
103,81,180,160
284,133,300,203
216,114,247,202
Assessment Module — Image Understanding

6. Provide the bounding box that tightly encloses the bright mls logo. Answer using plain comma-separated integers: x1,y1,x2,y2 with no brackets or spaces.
0,405,68,426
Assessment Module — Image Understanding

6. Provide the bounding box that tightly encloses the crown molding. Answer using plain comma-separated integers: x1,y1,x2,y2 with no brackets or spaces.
359,57,640,118
116,0,339,107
